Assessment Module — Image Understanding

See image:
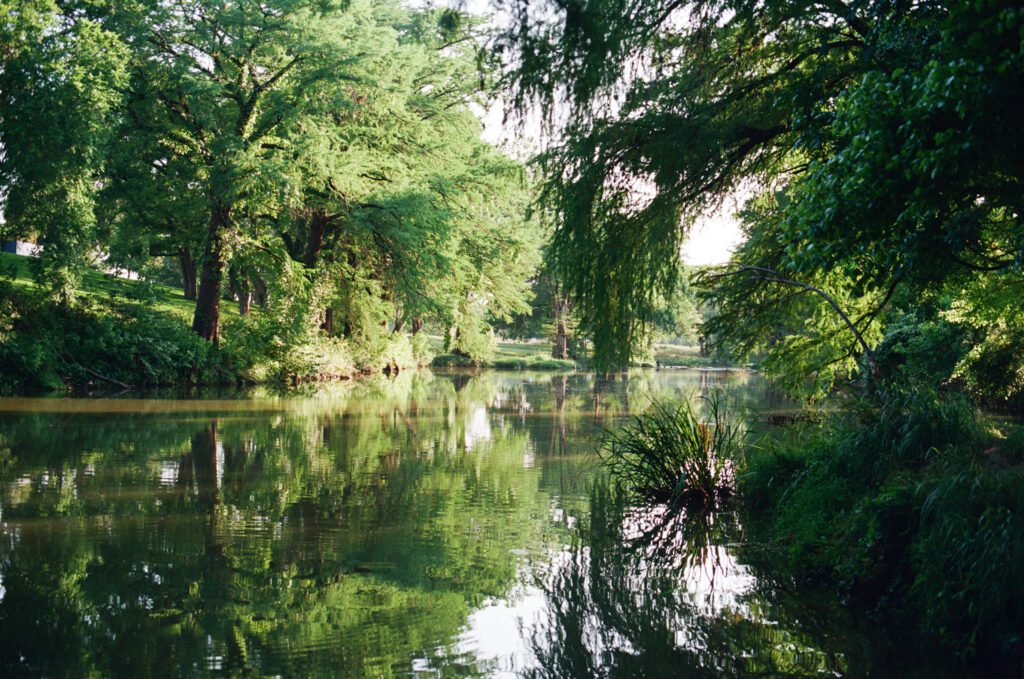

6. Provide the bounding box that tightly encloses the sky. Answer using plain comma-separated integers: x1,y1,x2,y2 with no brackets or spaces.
681,211,744,266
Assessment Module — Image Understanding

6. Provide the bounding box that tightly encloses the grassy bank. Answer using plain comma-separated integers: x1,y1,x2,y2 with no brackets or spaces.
649,343,719,368
739,388,1024,670
429,339,728,371
430,338,578,371
0,254,430,391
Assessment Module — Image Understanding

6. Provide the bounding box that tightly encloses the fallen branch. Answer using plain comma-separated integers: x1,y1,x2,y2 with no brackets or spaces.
80,366,133,390
60,351,133,390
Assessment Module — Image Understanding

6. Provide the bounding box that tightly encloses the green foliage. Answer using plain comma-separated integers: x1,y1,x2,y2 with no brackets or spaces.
649,271,703,346
740,387,1024,662
498,0,1024,384
0,283,222,391
0,1,130,297
872,313,967,388
946,270,1024,410
2,0,542,362
602,394,740,508
444,314,497,365
912,451,1024,658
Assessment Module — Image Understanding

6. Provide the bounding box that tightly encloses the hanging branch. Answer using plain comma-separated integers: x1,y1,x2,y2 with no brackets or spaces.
707,265,881,379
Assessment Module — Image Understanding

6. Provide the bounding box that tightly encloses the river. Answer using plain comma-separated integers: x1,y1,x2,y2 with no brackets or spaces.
0,370,955,676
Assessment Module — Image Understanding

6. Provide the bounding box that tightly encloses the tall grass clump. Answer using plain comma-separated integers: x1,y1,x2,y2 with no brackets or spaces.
601,393,741,509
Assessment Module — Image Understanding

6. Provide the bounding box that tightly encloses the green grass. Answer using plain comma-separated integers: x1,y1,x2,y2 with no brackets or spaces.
602,393,740,508
652,343,717,368
495,340,551,359
429,337,577,371
0,252,211,320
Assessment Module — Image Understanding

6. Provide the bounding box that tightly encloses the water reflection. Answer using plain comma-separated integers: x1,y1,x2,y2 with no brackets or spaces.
0,370,946,676
522,485,844,678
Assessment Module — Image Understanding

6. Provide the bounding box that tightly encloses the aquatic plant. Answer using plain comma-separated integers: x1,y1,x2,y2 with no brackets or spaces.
601,393,740,509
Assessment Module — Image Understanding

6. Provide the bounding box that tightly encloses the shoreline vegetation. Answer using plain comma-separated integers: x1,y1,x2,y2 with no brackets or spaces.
609,391,1024,674
0,253,734,392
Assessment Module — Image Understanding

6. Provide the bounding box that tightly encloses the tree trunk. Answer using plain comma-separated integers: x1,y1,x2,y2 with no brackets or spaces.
411,317,423,335
192,206,229,344
237,281,251,316
553,320,569,359
179,247,198,300
305,210,334,333
252,276,269,308
303,209,328,268
229,265,251,316
552,294,570,359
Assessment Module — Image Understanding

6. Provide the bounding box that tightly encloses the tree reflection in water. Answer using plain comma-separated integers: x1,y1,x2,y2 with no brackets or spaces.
524,483,849,678
0,371,953,677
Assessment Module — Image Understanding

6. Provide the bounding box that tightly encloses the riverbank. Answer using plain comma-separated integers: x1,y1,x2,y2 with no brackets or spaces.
0,253,432,391
738,389,1024,672
0,254,729,391
430,339,728,372
431,342,577,371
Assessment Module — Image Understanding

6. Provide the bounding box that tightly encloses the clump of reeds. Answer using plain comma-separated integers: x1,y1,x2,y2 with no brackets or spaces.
601,393,740,509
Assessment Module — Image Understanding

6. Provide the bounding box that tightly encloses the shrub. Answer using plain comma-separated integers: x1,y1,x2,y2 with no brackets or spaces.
911,450,1024,660
222,305,357,383
0,284,223,391
444,323,496,365
409,332,434,367
431,353,477,368
740,385,1024,665
601,393,741,509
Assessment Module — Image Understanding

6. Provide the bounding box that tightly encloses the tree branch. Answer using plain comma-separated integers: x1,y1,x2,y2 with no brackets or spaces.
711,265,881,378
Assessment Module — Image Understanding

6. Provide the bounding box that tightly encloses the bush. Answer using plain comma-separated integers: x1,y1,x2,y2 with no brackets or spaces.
444,322,496,365
912,449,1024,660
222,305,356,383
871,313,967,387
955,325,1024,412
740,386,1024,666
0,284,223,391
602,393,740,509
431,353,477,368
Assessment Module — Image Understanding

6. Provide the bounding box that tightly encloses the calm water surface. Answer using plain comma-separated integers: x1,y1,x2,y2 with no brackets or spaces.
0,370,949,677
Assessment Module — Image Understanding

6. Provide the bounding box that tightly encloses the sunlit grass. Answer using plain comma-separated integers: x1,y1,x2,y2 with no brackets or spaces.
0,252,218,320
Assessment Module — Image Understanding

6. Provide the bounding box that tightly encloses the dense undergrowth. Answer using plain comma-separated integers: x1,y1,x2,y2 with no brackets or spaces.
602,384,1024,670
740,386,1024,668
0,278,433,391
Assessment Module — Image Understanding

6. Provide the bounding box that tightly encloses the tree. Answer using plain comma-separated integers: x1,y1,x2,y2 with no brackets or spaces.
0,1,129,297
105,0,407,343
495,0,1024,381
